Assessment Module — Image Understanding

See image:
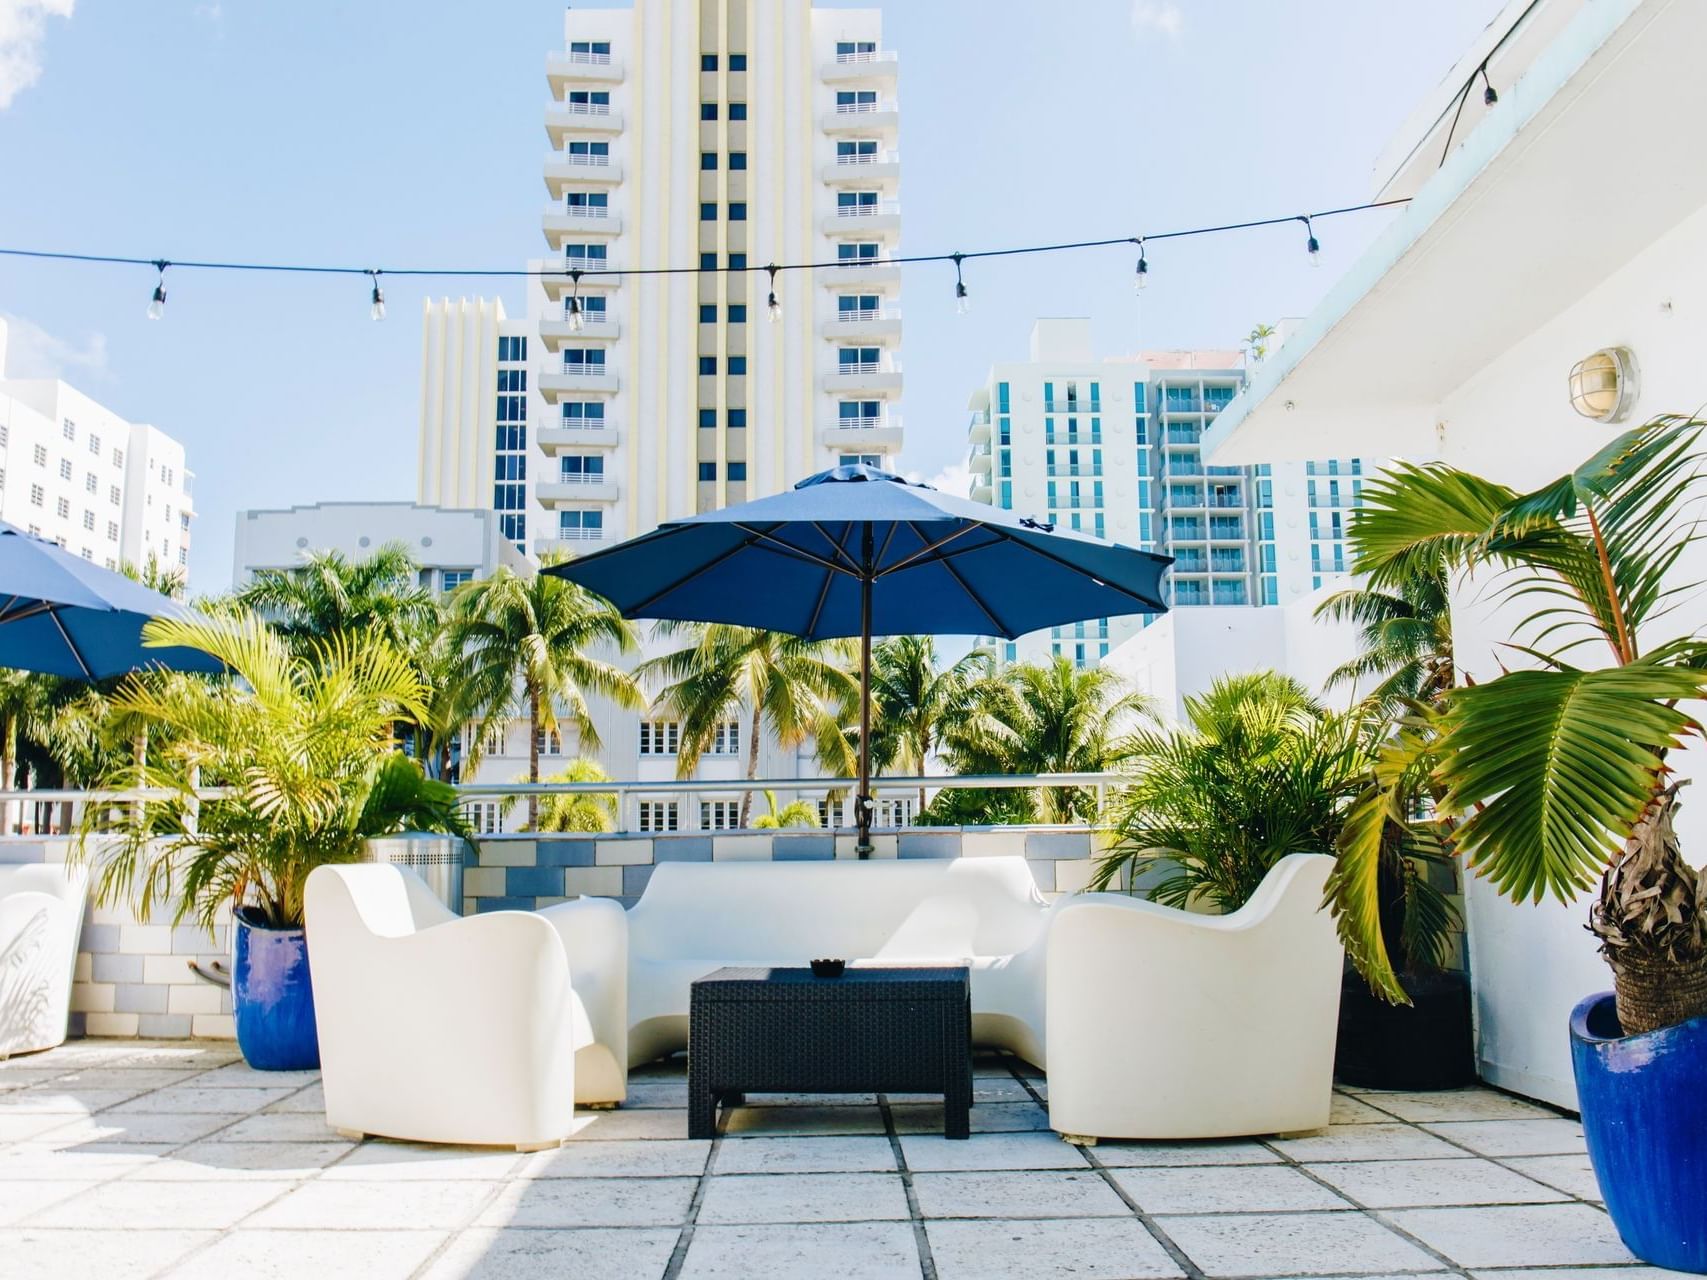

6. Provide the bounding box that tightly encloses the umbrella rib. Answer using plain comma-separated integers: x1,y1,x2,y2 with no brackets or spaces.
941,527,1167,609
808,522,865,575
932,550,1014,639
46,607,95,681
876,523,989,577
732,524,859,576
624,537,756,615
0,598,55,625
803,564,837,636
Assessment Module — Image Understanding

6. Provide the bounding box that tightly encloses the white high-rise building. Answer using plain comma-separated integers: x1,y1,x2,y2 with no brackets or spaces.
419,1,903,559
0,319,195,579
966,319,1373,667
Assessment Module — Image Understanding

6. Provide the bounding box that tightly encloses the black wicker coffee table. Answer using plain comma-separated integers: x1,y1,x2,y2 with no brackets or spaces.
688,965,972,1139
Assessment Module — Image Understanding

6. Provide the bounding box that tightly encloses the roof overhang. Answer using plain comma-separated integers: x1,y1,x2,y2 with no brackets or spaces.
1205,0,1704,465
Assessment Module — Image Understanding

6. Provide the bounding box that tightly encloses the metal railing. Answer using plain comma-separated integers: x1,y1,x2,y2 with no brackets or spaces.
833,49,897,65
833,359,901,376
553,100,613,116
830,256,894,270
1043,401,1100,414
563,50,613,66
551,528,605,542
832,307,898,323
559,203,612,217
553,151,613,167
833,150,899,166
832,99,892,114
833,200,901,218
557,363,611,377
555,471,609,485
828,415,901,431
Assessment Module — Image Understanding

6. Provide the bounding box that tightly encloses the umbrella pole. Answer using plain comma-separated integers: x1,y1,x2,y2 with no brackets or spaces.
856,538,874,859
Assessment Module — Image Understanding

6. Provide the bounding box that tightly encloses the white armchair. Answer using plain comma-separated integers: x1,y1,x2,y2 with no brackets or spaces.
306,863,606,1150
0,862,88,1058
1045,853,1343,1142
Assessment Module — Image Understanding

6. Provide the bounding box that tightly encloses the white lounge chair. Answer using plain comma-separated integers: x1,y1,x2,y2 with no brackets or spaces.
0,861,88,1058
304,863,624,1150
1044,853,1344,1142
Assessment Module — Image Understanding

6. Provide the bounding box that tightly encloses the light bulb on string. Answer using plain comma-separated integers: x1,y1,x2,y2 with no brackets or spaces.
1480,64,1498,106
1301,216,1321,267
766,264,782,322
146,260,168,321
951,252,970,315
367,270,385,322
567,270,585,331
1133,237,1149,293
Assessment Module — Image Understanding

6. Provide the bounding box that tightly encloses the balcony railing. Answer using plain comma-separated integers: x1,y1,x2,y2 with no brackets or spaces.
1046,431,1101,446
833,201,901,219
555,152,613,167
831,256,896,270
555,100,613,116
834,150,899,166
1046,466,1102,478
834,49,897,65
554,417,611,430
833,307,898,323
563,50,613,65
829,415,901,431
833,99,893,115
833,359,902,376
560,362,611,376
554,527,605,541
561,203,612,217
1043,401,1100,414
560,257,620,273
556,472,609,485
1207,495,1242,509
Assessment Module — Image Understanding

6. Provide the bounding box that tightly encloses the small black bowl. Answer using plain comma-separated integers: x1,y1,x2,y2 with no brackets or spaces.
810,958,846,979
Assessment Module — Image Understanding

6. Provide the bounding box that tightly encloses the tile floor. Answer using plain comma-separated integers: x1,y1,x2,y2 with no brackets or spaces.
0,1040,1683,1279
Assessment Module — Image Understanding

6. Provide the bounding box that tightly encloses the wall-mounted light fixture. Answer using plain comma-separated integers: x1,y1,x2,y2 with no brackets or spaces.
1568,346,1638,423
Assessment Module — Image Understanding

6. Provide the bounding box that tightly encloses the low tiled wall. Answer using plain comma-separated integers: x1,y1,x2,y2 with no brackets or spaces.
462,827,1122,914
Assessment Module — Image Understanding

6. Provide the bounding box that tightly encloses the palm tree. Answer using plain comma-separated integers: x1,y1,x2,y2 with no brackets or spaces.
750,789,821,830
1332,417,1707,1030
1246,321,1278,362
120,553,187,601
867,636,995,813
531,758,619,834
1316,559,1454,711
235,543,435,652
639,624,858,827
450,565,642,828
940,656,1150,824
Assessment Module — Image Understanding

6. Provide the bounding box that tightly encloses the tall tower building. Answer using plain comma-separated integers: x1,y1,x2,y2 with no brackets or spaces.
967,319,1374,668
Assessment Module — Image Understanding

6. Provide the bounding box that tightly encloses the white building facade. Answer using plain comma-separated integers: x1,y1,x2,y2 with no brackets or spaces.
966,319,1371,667
0,320,194,579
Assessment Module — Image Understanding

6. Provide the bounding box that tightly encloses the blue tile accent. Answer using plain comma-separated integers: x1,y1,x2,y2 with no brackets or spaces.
506,866,565,899
474,896,535,914
463,845,481,867
623,865,656,897
171,925,224,955
93,954,143,984
1025,831,1092,858
67,1012,86,1039
899,832,961,859
137,1013,192,1038
654,837,713,862
537,839,597,867
773,835,835,861
114,984,168,1014
80,923,121,953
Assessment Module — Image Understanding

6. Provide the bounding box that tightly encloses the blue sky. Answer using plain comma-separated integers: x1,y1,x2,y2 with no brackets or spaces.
0,0,1504,591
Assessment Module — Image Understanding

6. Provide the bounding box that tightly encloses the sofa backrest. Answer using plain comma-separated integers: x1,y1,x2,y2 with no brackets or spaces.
0,862,87,910
628,857,1049,962
305,864,447,941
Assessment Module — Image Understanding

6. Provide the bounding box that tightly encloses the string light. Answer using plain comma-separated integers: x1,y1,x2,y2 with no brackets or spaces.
951,252,970,315
1133,237,1149,292
1479,63,1498,107
1300,216,1321,267
146,260,168,321
567,269,584,331
366,269,385,321
765,263,782,322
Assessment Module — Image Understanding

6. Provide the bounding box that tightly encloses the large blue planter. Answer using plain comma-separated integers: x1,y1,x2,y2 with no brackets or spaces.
232,909,320,1071
1570,991,1707,1273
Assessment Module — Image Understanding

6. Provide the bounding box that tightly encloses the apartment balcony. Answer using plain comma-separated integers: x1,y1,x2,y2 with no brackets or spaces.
819,259,901,288
821,201,901,237
1045,432,1101,447
539,367,620,400
537,477,621,505
540,261,623,300
968,442,993,474
819,101,899,135
1043,401,1101,415
818,415,903,452
534,531,607,557
820,360,902,396
824,306,901,342
544,154,622,197
546,50,624,91
1046,466,1102,479
542,207,623,249
545,101,624,147
820,152,901,186
537,424,618,452
821,49,899,83
538,316,620,349
970,476,994,503
968,416,991,445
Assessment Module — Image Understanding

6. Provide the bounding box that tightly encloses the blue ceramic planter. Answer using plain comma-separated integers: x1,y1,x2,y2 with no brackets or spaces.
1570,991,1707,1273
232,909,320,1071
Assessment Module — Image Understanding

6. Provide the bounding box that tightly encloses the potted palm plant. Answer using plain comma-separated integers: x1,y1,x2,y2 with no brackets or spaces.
1339,417,1707,1272
77,612,468,1070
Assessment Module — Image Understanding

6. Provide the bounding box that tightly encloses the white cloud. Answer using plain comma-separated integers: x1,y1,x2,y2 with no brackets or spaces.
193,2,222,23
0,0,74,110
1131,0,1183,39
0,312,108,381
907,461,974,499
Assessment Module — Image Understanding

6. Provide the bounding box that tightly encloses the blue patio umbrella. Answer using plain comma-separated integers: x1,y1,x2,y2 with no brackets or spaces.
548,465,1171,854
0,523,224,680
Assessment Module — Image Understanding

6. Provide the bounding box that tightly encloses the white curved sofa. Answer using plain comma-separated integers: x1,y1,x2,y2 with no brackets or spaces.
0,862,88,1058
1045,853,1343,1141
623,857,1053,1068
304,864,626,1149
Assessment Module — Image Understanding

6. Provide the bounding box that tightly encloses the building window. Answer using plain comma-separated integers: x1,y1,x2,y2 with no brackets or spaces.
700,152,717,171
57,459,71,481
561,401,606,425
81,510,94,531
727,304,747,323
104,521,118,541
638,801,679,833
534,727,563,756
700,103,718,121
497,368,527,392
109,485,121,506
464,801,502,835
728,462,747,481
728,152,747,171
88,434,100,456
728,202,747,221
728,356,747,374
61,419,74,441
698,409,716,429
699,252,717,270
639,721,680,756
31,445,46,467
560,454,604,483
699,304,717,323
699,202,717,222
442,569,473,591
728,102,747,120
728,409,747,429
28,485,42,508
727,253,747,270
707,722,741,755
113,448,124,467
729,53,746,70
84,474,95,494
558,509,603,539
701,801,740,831
700,53,718,70
55,497,70,519
698,462,716,482
698,357,717,375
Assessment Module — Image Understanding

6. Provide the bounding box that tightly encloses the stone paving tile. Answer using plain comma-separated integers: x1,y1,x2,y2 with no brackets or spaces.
245,1178,497,1230
1386,1203,1638,1268
927,1217,1185,1280
476,1175,698,1229
899,1129,1085,1172
1154,1209,1443,1277
1467,1271,1677,1279
0,1179,100,1226
1504,1153,1604,1201
889,1076,1035,1104
320,1141,523,1181
0,1226,217,1280
696,1170,910,1223
0,1111,86,1141
679,1221,920,1280
190,1063,320,1089
32,1111,237,1146
890,1101,1050,1134
46,1068,212,1091
1111,1164,1349,1214
262,1082,324,1113
1305,1156,1568,1208
0,1068,73,1090
123,1140,353,1180
1358,1089,1556,1123
165,1228,448,1280
420,1226,679,1280
20,1177,294,1229
1421,1118,1587,1157
1095,1138,1284,1167
0,1140,171,1178
104,1084,293,1115
713,1134,894,1174
214,1111,344,1142
721,1103,888,1136
912,1168,1130,1219
1331,1093,1396,1124
0,1086,141,1113
568,1107,692,1141
1268,1123,1469,1162
527,1137,712,1178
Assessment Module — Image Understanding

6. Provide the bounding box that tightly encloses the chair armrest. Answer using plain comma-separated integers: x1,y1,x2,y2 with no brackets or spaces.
535,896,629,1073
0,890,77,953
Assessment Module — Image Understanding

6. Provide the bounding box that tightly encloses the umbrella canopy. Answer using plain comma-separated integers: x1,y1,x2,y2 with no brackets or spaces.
0,524,224,679
549,465,1171,853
